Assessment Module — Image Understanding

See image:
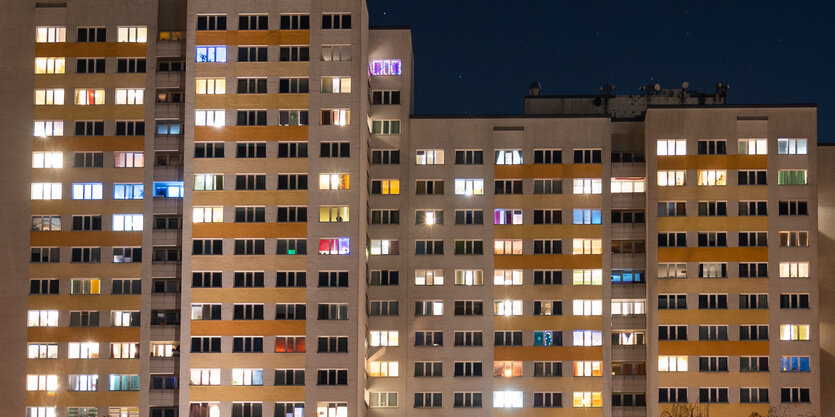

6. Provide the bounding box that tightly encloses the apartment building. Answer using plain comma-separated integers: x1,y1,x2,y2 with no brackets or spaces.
0,1,825,417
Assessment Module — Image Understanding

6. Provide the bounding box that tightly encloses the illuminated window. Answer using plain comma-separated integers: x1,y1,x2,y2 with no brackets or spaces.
573,361,602,376
415,300,443,316
115,151,144,167
658,356,689,372
31,183,62,200
317,402,347,417
371,119,400,134
369,330,398,346
573,239,601,255
573,330,602,346
415,269,443,286
779,262,809,278
781,356,811,372
495,149,523,165
34,88,64,105
115,88,144,105
573,392,602,408
196,46,227,62
319,174,350,190
71,374,100,391
194,174,224,191
370,239,399,255
573,299,602,316
322,44,351,61
190,369,220,386
68,342,99,359
27,310,58,327
71,183,103,200
658,170,686,186
114,183,143,200
494,300,523,316
118,26,147,42
780,324,810,341
493,391,523,408
533,330,562,346
573,269,602,285
779,231,808,247
318,238,350,255
231,369,263,386
70,278,100,295
778,170,807,185
321,109,350,126
320,76,351,93
738,138,767,155
195,77,225,94
454,269,484,286
195,110,225,127
27,343,58,359
416,149,444,165
32,152,62,168
573,178,602,194
416,210,442,225
778,138,807,155
697,170,727,186
34,120,63,136
573,209,601,224
493,239,522,255
193,207,223,223
370,59,402,75
320,206,349,222
494,361,523,377
454,179,484,195
494,209,523,225
371,179,400,195
36,26,65,43
368,361,399,377
74,89,105,105
493,269,522,285
612,299,645,315
657,139,686,155
611,177,645,193
26,374,58,391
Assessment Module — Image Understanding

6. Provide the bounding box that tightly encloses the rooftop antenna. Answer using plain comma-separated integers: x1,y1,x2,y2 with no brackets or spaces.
681,81,689,104
599,83,616,114
528,81,542,96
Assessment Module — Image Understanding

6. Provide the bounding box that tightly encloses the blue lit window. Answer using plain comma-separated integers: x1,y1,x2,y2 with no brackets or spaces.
780,356,810,372
533,330,561,346
611,270,644,284
369,59,401,76
156,122,182,135
196,46,227,63
113,183,144,200
153,181,184,198
573,209,602,225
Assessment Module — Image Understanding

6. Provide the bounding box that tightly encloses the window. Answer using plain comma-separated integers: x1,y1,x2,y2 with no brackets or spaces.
493,391,523,408
738,357,768,372
277,142,307,158
454,331,483,346
532,301,561,316
454,179,484,195
195,110,225,126
657,232,686,248
699,388,729,403
657,170,686,186
495,179,523,194
738,200,768,216
321,44,351,61
779,262,809,278
280,14,310,29
314,206,348,223
741,388,770,403
371,119,400,134
659,388,688,403
70,278,101,295
193,207,223,224
279,46,309,62
494,331,523,346
780,356,811,372
699,356,729,372
534,330,563,346
77,27,106,42
572,239,602,255
239,14,268,30
114,151,144,168
320,142,350,158
370,330,399,347
494,209,523,225
28,343,58,359
112,183,144,200
75,58,105,74
370,59,402,75
117,58,146,73
659,325,688,341
697,169,727,186
698,262,727,278
195,46,227,63
369,270,399,286
573,269,602,285
192,239,222,256
780,293,810,309
231,368,263,386
276,174,308,190
738,138,768,154
534,239,562,254
279,77,309,93
454,301,483,316
612,299,646,315
739,231,768,247
117,26,147,42
274,206,305,223
494,300,523,316
30,247,59,263
455,239,484,255
317,336,349,353
739,325,769,341
34,120,63,136
495,149,523,165
612,178,646,193
276,271,306,288
319,174,350,190
414,392,442,408
27,310,58,327
778,231,809,247
27,375,59,392
372,149,400,164
573,392,603,408
778,138,807,154
533,148,562,163
696,325,729,341
322,13,351,29
34,88,64,105
455,149,483,164
274,369,304,386
73,152,103,168
231,403,262,417
320,76,351,94
235,174,266,191
698,139,727,154
193,174,224,191
75,120,104,136
574,148,602,163
36,26,66,42
532,178,562,194
572,299,603,316
190,369,221,386
369,300,398,316
612,269,644,283
780,200,808,216
415,210,443,226
74,89,105,105
30,278,59,295
31,152,61,171
237,110,267,126
370,179,399,194
415,149,444,165
697,232,726,247
573,178,602,194
657,139,686,155
414,269,444,286
780,324,810,341
696,201,727,217
115,88,144,105
275,336,305,353
156,121,180,135
369,392,398,408
372,90,400,105
317,238,350,255
781,388,811,403
237,78,266,94
778,169,807,185
658,294,687,310
493,269,522,285
737,170,767,186
238,46,267,62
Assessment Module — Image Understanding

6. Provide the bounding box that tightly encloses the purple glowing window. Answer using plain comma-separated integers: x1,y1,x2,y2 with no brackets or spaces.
369,59,401,76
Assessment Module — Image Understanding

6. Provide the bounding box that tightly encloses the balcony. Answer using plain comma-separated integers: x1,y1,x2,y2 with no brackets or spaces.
613,374,647,392
153,197,183,214
612,222,646,240
612,283,648,299
152,261,181,279
150,356,179,374
156,40,185,58
153,166,184,182
154,134,183,152
149,387,179,406
155,102,184,120
612,406,648,417
153,229,182,247
150,324,179,341
612,314,647,330
612,345,647,362
156,71,185,89
612,192,646,209
151,292,180,311
612,253,647,270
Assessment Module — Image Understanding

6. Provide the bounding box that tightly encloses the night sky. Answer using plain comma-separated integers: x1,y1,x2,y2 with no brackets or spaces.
367,1,835,141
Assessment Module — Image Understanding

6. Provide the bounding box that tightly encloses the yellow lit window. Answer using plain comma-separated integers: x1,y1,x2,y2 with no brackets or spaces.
376,179,399,195
368,361,399,377
493,361,523,377
697,170,727,186
573,238,602,254
658,170,686,186
573,269,602,285
319,206,349,222
494,300,523,316
35,57,65,74
493,239,522,255
416,149,444,165
321,76,351,93
34,89,64,105
415,269,443,286
456,269,484,286
493,269,522,285
68,342,99,359
369,330,398,346
658,355,689,372
196,77,226,94
70,278,100,295
193,207,223,223
319,174,350,190
573,299,602,316
780,324,810,341
118,26,148,42
657,139,686,155
779,262,809,278
738,138,767,155
36,26,66,43
573,361,602,376
74,89,105,105
26,374,58,391
190,368,221,385
573,391,602,408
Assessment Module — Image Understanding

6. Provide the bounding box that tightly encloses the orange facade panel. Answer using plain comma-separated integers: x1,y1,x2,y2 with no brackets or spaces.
195,30,309,45
191,288,305,304
494,164,603,179
657,309,768,325
34,42,146,57
494,254,602,270
28,295,141,310
657,247,767,262
195,93,308,109
30,231,142,247
657,155,767,170
194,126,308,141
33,136,145,152
493,225,602,239
192,190,307,206
192,223,306,238
190,320,305,336
34,105,145,121
189,386,305,402
657,340,769,356
657,216,768,231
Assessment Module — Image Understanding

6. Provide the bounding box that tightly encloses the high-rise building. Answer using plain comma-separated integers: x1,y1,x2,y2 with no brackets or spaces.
0,1,826,417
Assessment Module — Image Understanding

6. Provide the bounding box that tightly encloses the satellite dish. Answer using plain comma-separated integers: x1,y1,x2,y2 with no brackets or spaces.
681,81,689,89
653,83,661,91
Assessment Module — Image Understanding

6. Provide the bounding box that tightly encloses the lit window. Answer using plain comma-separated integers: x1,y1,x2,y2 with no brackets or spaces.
195,77,226,94
416,149,444,165
493,269,522,285
573,239,602,254
231,369,263,386
697,170,727,186
72,183,103,200
778,138,807,155
31,182,62,199
573,392,602,408
779,262,809,278
27,343,58,359
369,239,398,255
317,403,347,417
115,151,144,167
74,89,105,105
780,356,811,372
534,330,561,346
369,330,398,346
115,88,144,105
573,361,602,376
780,324,810,341
494,300,523,316
573,269,603,285
194,174,224,191
573,178,602,194
196,46,227,62
70,278,100,295
493,239,522,255
153,181,184,198
322,109,350,126
68,342,99,359
612,299,645,315
113,183,143,200
34,88,64,105
368,361,399,377
36,26,66,43
26,375,58,391
27,310,58,327
658,356,689,372
493,391,523,408
319,206,349,222
318,237,350,255
34,120,63,136
32,152,63,168
573,209,602,224
371,119,400,134
372,179,400,195
369,59,402,75
494,361,523,377
415,269,443,285
456,269,484,285
117,26,147,42
320,76,351,93
195,110,226,127
495,149,523,165
319,174,350,190
778,170,807,185
454,179,484,195
611,177,645,193
573,299,602,316
573,330,602,346
738,138,768,155
657,139,686,155
193,207,223,223
190,369,221,385
658,170,686,186
112,214,143,231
